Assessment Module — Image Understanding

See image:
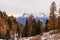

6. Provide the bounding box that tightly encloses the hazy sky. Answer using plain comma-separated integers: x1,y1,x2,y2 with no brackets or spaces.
0,0,60,17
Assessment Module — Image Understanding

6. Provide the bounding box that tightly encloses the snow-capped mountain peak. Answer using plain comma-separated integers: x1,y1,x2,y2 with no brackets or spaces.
16,13,48,26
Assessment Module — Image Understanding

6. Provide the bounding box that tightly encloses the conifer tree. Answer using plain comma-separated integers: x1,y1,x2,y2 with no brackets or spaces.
45,19,49,32
36,20,41,35
49,1,57,30
22,18,28,37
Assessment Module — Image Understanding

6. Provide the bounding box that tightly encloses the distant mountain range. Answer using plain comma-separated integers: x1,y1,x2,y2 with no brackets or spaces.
16,17,26,25
16,17,48,26
16,13,48,26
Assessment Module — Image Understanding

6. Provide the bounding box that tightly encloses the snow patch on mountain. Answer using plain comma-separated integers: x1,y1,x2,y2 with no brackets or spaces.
16,13,48,26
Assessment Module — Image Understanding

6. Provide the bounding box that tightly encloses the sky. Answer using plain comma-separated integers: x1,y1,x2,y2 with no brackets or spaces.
0,0,60,17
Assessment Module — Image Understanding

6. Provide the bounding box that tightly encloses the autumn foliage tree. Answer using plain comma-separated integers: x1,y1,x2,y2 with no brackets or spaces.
0,11,25,39
48,1,58,30
23,15,45,37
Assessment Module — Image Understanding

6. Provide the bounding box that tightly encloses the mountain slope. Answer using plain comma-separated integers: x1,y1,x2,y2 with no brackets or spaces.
16,16,48,26
16,17,26,25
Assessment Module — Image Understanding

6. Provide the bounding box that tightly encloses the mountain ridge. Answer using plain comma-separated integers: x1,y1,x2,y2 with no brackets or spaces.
16,15,48,26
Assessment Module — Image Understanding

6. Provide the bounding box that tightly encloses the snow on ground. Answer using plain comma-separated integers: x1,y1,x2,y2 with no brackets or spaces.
0,30,60,40
41,30,60,40
21,37,34,40
22,30,60,40
0,39,3,40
